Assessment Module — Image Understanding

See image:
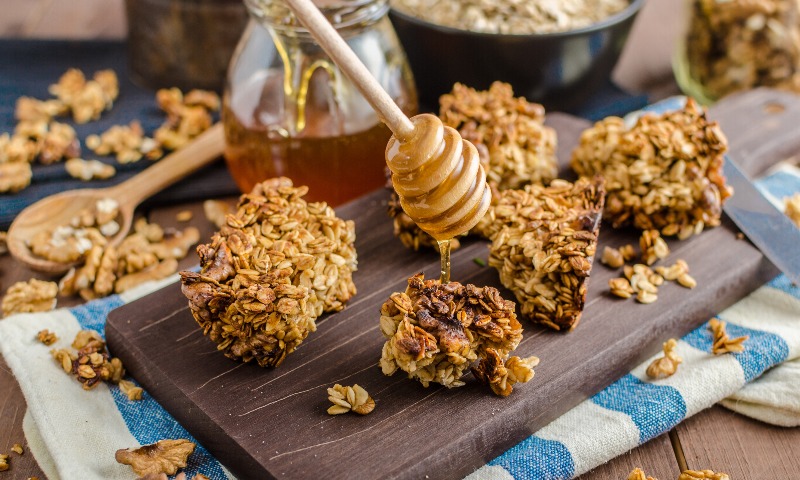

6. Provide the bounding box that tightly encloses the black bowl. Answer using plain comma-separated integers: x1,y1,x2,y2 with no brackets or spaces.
390,0,645,112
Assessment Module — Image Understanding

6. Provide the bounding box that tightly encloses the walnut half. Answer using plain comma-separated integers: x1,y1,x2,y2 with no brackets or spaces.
115,439,196,477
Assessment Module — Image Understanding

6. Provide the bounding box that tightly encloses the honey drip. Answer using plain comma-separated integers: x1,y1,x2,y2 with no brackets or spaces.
386,113,492,283
437,239,451,284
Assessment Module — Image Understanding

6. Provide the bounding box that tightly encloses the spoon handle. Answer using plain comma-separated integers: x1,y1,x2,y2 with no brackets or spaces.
110,123,226,208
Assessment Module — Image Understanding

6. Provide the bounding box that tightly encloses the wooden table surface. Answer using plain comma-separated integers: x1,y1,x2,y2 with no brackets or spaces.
1,1,799,479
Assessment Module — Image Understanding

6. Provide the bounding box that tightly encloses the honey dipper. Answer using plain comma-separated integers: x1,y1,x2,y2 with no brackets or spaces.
284,0,492,280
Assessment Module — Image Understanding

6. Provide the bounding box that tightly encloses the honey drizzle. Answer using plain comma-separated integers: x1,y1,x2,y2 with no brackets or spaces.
437,239,451,284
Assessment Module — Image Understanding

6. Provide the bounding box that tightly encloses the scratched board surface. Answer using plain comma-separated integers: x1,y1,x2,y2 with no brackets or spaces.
107,89,800,479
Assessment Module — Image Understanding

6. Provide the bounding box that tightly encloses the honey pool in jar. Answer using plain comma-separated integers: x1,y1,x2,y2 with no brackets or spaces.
223,0,417,206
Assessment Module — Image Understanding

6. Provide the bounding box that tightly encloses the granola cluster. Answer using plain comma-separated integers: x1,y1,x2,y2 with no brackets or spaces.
440,82,557,190
379,273,537,396
571,99,732,239
51,329,125,390
326,384,375,415
684,0,800,101
1,278,58,317
481,177,605,331
389,82,557,252
391,0,629,34
607,258,696,305
180,177,357,367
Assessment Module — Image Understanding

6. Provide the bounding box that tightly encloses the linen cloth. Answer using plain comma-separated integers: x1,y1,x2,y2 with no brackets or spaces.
2,103,799,479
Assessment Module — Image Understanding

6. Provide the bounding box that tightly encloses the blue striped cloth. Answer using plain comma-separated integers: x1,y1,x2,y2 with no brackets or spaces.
1,98,799,480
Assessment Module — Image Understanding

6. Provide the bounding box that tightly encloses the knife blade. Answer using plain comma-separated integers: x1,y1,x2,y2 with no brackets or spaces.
722,156,800,285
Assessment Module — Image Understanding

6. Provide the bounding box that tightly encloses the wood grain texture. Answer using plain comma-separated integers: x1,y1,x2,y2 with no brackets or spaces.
0,356,46,479
105,90,800,480
677,406,800,477
577,434,680,480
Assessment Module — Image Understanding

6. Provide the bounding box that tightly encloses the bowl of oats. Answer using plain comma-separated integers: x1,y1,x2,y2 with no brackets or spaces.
389,0,644,111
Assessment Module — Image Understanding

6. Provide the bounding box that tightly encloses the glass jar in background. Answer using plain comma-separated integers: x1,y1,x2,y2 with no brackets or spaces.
674,0,800,104
126,0,248,91
223,0,417,206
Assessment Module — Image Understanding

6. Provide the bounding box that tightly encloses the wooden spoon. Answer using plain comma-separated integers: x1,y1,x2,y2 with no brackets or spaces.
7,123,225,274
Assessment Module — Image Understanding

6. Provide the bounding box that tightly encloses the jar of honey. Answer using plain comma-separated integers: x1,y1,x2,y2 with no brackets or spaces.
224,0,418,205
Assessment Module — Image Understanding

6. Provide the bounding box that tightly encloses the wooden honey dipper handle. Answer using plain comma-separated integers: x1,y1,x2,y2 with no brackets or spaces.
283,0,415,142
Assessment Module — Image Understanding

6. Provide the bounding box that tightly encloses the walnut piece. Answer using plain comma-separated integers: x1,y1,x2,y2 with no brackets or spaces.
628,467,658,480
71,335,125,390
572,99,732,239
709,318,747,355
601,246,625,269
48,68,119,123
36,329,58,346
119,379,144,401
86,121,159,164
154,88,217,151
2,279,58,317
480,177,605,331
115,439,196,477
786,193,800,228
0,161,32,193
646,338,682,379
181,177,358,367
379,273,535,396
679,469,730,480
327,384,375,415
65,158,116,181
10,444,23,455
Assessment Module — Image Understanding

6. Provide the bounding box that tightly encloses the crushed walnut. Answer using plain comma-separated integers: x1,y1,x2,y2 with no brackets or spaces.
48,68,119,124
572,99,732,239
119,379,144,401
181,177,357,367
36,329,58,346
154,88,218,151
628,467,658,480
86,121,160,164
379,273,536,396
709,318,748,355
391,0,629,34
639,229,670,266
65,158,116,181
679,469,730,480
478,177,605,331
115,439,196,477
0,161,32,193
50,330,125,390
327,384,375,415
1,279,58,317
646,338,682,379
785,193,800,228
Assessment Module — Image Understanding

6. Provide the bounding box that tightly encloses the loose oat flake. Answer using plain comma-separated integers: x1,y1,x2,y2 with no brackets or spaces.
36,329,58,346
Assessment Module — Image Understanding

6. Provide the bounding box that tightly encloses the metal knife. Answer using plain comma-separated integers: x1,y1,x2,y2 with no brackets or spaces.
723,156,800,284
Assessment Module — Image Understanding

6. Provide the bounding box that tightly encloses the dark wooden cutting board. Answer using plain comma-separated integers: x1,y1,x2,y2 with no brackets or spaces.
106,89,800,480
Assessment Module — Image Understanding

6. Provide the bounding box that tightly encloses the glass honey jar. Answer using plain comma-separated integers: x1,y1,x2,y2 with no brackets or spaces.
223,0,418,205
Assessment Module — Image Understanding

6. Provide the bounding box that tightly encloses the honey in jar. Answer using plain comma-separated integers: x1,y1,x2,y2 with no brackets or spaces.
223,0,417,206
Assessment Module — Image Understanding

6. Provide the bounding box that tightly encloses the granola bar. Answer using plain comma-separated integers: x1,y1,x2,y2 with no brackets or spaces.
180,178,357,367
484,177,605,331
379,273,537,396
571,99,732,239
